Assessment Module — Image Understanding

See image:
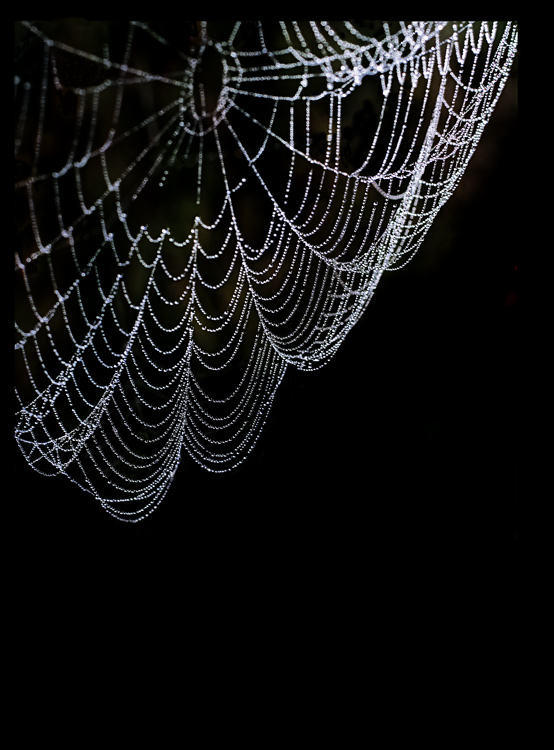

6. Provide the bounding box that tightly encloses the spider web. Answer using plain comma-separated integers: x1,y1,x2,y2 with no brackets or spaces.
14,21,518,520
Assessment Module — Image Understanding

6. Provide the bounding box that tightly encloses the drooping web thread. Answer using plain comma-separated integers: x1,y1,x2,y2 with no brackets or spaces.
14,21,518,520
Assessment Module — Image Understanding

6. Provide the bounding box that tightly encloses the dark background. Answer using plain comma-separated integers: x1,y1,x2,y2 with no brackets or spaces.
12,60,520,606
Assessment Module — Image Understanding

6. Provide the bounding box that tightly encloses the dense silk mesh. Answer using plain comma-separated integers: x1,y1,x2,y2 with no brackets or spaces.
14,21,518,519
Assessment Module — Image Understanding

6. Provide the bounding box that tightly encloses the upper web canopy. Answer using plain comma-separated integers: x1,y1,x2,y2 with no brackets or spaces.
14,21,518,520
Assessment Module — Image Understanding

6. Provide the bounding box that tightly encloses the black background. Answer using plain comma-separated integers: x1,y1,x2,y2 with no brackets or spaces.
12,63,521,609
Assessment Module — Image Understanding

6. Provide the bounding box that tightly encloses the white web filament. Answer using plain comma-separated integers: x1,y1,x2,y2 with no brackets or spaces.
14,21,518,520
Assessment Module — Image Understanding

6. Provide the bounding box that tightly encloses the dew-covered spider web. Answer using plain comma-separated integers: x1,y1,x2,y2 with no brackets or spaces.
14,21,518,520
